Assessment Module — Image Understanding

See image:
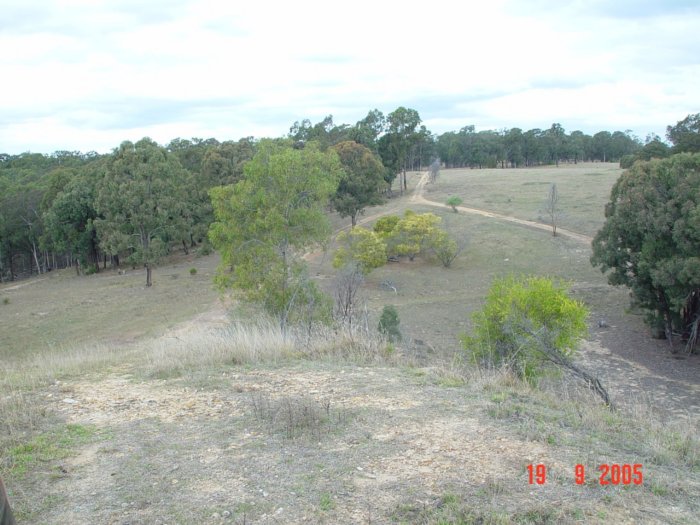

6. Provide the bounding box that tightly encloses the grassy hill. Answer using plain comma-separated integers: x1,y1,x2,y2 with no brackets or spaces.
1,163,698,524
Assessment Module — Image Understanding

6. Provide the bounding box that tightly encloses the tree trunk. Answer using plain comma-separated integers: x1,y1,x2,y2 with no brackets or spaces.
182,240,189,255
31,240,42,275
658,290,675,351
146,264,152,287
351,213,357,228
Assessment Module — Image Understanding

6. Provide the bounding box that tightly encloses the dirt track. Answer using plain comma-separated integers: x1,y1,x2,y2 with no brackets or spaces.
410,170,699,421
411,170,592,244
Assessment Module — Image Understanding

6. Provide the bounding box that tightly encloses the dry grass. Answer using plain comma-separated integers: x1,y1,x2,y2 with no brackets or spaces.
423,162,623,237
2,163,699,523
145,320,397,378
0,252,221,360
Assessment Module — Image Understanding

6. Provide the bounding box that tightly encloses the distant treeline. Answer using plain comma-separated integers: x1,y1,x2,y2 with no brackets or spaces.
1,108,696,282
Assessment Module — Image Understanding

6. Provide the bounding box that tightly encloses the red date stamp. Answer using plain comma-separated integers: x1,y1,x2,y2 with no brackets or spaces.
527,463,643,485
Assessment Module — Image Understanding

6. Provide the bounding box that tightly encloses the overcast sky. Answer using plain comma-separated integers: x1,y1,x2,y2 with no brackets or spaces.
1,0,698,154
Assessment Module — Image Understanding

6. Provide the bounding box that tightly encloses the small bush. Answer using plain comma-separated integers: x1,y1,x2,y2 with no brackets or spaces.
431,232,460,268
189,267,197,275
379,305,401,341
446,196,463,212
196,241,212,256
2,297,9,305
462,275,588,381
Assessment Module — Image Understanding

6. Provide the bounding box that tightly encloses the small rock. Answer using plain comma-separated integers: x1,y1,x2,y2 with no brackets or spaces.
62,398,78,404
222,510,231,518
172,479,179,485
262,491,268,497
210,513,220,519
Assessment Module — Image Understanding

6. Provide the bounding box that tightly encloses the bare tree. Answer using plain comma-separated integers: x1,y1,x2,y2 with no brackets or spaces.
543,183,561,236
333,264,365,328
428,158,440,183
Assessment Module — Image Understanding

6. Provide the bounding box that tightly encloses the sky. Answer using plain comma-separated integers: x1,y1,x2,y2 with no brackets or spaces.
1,0,699,154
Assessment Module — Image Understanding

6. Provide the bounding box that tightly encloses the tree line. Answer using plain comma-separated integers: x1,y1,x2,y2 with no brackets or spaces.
1,109,697,285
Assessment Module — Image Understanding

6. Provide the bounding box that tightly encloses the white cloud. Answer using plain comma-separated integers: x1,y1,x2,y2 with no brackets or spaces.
0,0,698,152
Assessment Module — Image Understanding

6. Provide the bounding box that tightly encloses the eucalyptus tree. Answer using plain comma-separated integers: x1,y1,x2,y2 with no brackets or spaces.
95,138,190,287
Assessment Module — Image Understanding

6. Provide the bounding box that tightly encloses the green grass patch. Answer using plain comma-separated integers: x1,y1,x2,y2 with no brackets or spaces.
319,492,335,511
5,423,97,476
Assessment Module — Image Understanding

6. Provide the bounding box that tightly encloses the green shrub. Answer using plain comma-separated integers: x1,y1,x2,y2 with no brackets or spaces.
446,196,463,212
196,241,212,256
462,275,588,381
619,154,636,169
2,297,9,305
430,231,460,268
378,305,401,341
189,267,197,275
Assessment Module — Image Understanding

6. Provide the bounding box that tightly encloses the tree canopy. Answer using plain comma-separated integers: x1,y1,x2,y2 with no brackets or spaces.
208,141,344,328
94,138,191,286
591,153,700,352
666,113,700,154
330,141,386,226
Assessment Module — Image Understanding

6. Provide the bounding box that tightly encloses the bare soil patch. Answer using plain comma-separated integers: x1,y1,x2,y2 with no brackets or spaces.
15,362,696,524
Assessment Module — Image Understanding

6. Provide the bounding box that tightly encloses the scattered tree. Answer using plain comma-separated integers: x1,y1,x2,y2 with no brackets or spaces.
430,231,462,268
543,183,561,236
94,138,190,286
208,141,343,329
378,107,422,194
446,196,463,213
428,158,440,183
591,153,700,352
331,141,385,227
332,263,365,328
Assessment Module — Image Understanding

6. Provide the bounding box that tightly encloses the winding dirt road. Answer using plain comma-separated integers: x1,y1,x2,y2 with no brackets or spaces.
411,170,593,244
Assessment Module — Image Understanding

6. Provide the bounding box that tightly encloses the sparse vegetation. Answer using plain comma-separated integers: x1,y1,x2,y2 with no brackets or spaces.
2,159,699,524
249,393,350,440
189,267,197,275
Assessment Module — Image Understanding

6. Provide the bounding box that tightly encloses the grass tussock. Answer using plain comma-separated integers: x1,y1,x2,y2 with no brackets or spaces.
248,392,351,440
